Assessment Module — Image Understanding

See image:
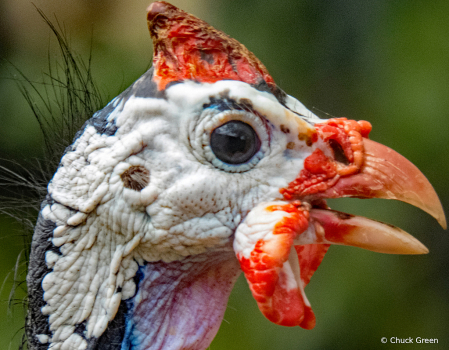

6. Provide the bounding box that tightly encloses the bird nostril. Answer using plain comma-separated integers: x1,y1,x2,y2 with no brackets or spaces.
328,139,350,165
121,165,150,191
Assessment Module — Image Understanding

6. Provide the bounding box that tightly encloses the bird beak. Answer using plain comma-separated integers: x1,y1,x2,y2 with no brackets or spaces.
234,117,446,329
295,139,446,254
311,138,447,230
295,136,446,255
281,118,446,251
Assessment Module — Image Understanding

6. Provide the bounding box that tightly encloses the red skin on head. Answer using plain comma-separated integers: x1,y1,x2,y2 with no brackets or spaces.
281,118,372,199
147,1,276,91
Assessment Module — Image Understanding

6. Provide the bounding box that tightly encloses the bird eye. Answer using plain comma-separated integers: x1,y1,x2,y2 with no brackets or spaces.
210,121,261,164
194,108,269,173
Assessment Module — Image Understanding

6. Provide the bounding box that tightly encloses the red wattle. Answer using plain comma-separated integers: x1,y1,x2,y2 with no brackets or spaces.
236,203,321,329
295,244,330,287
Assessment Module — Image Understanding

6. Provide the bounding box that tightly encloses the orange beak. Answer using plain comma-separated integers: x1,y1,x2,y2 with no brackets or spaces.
299,137,446,255
281,118,446,255
314,138,446,230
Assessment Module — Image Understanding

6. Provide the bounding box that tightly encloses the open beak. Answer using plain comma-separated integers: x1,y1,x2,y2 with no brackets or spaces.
314,138,446,230
234,117,446,329
300,137,446,255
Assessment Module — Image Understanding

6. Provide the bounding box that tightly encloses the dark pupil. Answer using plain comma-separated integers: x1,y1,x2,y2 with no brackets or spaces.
210,121,261,165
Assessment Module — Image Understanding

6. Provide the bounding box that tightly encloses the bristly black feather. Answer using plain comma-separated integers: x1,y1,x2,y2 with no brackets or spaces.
1,8,106,348
17,8,104,169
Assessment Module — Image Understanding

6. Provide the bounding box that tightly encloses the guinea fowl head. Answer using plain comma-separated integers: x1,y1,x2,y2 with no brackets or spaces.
26,2,446,349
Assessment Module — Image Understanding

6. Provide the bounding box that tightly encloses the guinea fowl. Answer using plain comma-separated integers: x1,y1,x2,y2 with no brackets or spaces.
24,2,446,349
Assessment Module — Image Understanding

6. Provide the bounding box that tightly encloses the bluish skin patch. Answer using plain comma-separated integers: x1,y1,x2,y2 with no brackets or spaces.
120,263,146,350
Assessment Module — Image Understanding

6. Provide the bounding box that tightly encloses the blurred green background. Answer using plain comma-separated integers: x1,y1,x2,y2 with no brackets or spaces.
1,0,448,349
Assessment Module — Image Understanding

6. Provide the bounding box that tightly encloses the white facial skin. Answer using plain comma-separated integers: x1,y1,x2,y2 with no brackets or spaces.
39,80,320,347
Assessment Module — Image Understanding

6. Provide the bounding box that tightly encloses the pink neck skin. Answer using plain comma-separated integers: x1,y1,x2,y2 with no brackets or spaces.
128,249,241,350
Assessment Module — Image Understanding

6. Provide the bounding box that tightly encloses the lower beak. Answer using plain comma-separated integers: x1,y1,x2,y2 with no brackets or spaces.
300,208,429,254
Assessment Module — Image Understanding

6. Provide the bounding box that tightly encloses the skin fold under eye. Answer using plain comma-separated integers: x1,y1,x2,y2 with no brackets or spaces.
210,121,261,165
